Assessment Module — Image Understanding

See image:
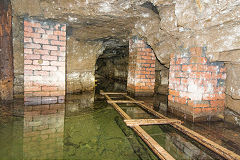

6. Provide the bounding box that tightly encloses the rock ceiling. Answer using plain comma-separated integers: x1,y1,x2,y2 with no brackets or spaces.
12,0,169,47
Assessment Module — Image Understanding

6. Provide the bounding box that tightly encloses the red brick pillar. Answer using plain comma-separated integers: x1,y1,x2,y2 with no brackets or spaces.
168,47,226,121
127,37,155,96
24,19,66,105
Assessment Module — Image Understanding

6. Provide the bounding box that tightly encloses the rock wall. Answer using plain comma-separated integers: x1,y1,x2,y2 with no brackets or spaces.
155,60,169,95
0,0,14,100
66,37,103,93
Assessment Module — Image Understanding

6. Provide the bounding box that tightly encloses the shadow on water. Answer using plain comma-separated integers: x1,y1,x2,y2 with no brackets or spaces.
0,77,239,159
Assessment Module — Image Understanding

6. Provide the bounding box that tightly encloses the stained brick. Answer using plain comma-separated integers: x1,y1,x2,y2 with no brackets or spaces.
42,55,57,61
210,100,225,107
33,60,49,66
25,65,41,71
50,61,65,67
24,54,40,60
42,66,57,71
24,32,41,38
24,49,33,54
24,86,41,92
33,38,49,44
42,34,58,40
24,38,32,43
50,40,66,46
54,31,66,36
24,27,33,32
24,60,33,65
35,28,45,34
25,43,41,49
42,86,58,91
43,45,58,51
34,49,49,55
24,21,41,28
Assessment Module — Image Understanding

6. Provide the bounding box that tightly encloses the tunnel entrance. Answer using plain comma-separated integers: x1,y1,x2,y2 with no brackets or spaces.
95,45,129,93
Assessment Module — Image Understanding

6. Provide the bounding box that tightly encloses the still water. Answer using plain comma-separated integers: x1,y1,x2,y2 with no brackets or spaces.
0,79,238,159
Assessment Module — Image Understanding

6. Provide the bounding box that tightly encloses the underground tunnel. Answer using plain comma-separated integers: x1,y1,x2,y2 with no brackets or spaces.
1,0,240,159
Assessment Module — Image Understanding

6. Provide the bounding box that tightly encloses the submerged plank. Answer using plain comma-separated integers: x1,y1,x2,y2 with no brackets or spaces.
124,119,182,126
122,94,240,160
133,125,175,160
107,100,144,104
104,94,131,120
100,90,127,95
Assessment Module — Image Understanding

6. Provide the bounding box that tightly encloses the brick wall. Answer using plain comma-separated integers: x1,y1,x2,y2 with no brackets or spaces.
23,104,64,159
24,19,66,105
127,37,155,96
168,47,226,121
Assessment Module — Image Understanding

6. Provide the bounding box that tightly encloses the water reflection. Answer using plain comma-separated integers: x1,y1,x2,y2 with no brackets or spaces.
23,104,65,159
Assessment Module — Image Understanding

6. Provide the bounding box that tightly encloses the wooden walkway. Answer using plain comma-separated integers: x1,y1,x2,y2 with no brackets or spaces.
101,91,240,160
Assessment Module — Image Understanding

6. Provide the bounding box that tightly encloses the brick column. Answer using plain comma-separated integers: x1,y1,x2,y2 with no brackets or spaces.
127,37,155,96
168,47,226,122
24,19,66,105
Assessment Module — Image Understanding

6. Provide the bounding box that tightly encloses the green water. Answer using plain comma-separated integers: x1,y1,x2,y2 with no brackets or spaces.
0,94,158,160
0,92,222,160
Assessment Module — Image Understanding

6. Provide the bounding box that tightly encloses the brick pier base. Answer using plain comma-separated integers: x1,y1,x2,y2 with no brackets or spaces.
168,47,226,122
127,37,155,96
24,19,66,105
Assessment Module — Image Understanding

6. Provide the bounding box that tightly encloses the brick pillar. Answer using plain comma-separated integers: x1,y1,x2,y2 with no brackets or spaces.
127,37,155,96
0,0,13,100
168,47,226,122
24,19,66,105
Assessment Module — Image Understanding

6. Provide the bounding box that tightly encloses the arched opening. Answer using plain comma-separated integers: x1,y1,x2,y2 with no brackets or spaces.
95,45,129,93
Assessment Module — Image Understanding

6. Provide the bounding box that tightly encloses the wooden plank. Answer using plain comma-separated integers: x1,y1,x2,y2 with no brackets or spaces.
104,94,131,120
122,94,240,160
102,91,175,160
124,119,182,126
100,90,127,95
107,100,144,104
133,125,175,160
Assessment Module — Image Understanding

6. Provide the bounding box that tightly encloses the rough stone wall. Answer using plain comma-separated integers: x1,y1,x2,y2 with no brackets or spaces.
127,37,155,96
155,61,169,95
168,47,226,121
23,104,64,159
24,19,66,104
66,38,103,93
12,15,24,96
0,0,13,100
